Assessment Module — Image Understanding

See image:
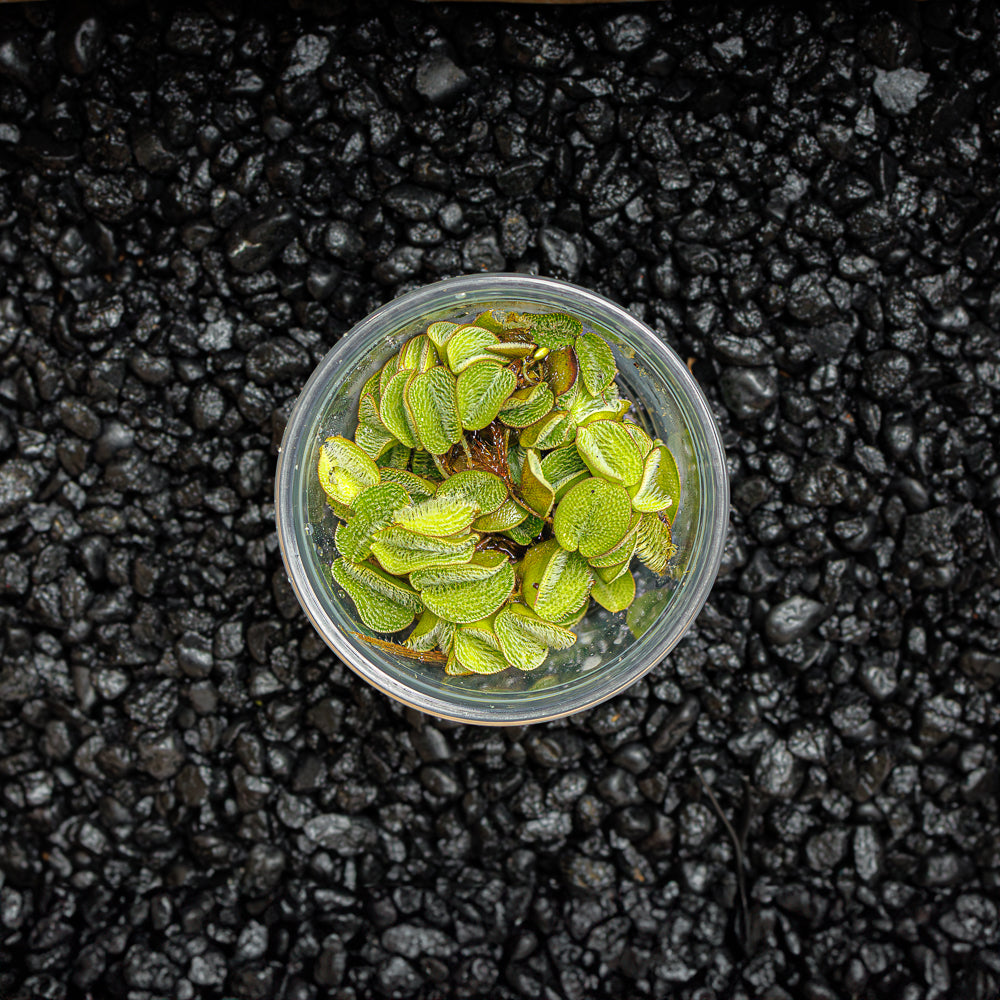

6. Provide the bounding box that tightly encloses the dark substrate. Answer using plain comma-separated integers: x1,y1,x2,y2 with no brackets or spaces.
1,1,999,998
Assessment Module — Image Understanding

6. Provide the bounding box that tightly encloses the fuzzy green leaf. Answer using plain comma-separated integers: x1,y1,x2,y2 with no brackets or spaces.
553,477,631,559
435,469,508,516
334,483,409,562
416,554,516,624
411,450,443,482
622,421,654,459
486,341,535,359
329,557,421,633
591,570,635,613
453,627,510,674
575,419,644,487
446,325,500,373
519,449,555,518
493,611,548,672
575,331,617,395
393,495,478,536
377,442,412,470
629,444,681,514
530,312,582,349
504,514,545,546
519,410,576,450
588,511,641,568
354,422,397,460
376,467,438,502
397,334,437,372
499,382,555,428
405,366,462,455
379,370,420,449
473,497,529,532
369,526,478,575
540,444,589,501
456,361,517,431
497,602,577,649
520,539,594,623
635,512,676,576
318,435,381,507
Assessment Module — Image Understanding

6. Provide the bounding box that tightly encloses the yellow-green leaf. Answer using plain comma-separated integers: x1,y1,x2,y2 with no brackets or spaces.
411,450,443,482
635,512,676,576
379,370,420,449
504,514,545,546
520,539,593,623
456,361,517,431
622,421,654,459
588,511,640,568
334,482,408,562
576,419,643,486
507,444,525,486
446,325,500,373
486,341,535,359
435,469,508,515
575,330,617,395
553,477,631,558
398,334,436,372
595,557,632,585
499,382,555,428
369,526,478,575
629,444,681,515
377,442,412,470
591,570,635,613
378,354,401,400
377,467,438,502
318,435,380,507
473,497,529,532
453,627,509,674
540,444,589,500
519,410,576,450
494,610,548,672
520,449,555,518
394,495,478,536
357,370,383,427
329,557,421,633
497,602,577,649
416,554,516,624
405,366,462,455
354,422,397,460
530,312,582,349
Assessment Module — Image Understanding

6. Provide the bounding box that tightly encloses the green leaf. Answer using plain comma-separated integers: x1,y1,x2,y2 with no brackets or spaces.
377,442,412,470
622,421,654,459
427,321,458,360
519,410,576,450
540,444,589,501
329,557,421,633
376,467,438,502
499,382,555,428
504,514,544,546
397,334,437,372
411,450,443,482
629,443,681,515
530,312,582,349
569,382,624,423
334,482,409,562
520,539,594,623
591,570,635,613
354,422,397,460
435,469,508,515
497,602,578,649
553,477,631,559
594,557,632,585
369,526,478,575
588,511,641,568
575,330,617,395
393,495,478,536
357,370,383,427
635,512,675,576
416,553,516,624
543,345,578,397
404,609,442,651
456,361,517,431
410,552,508,590
494,609,548,672
453,627,510,674
446,325,500,373
318,435,381,507
405,366,462,455
470,309,507,335
378,354,401,400
507,444,526,486
520,449,555,518
379,370,420,449
486,341,535,359
473,497,529,532
575,419,644,486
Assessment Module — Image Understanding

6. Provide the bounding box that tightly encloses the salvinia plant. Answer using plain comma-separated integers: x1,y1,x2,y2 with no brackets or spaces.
317,309,680,677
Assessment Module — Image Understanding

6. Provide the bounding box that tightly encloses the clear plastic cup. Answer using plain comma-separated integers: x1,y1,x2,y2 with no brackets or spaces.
275,275,728,724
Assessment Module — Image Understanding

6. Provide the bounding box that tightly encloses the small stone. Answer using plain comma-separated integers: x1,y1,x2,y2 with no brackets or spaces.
0,459,39,516
414,53,470,107
226,202,298,274
719,367,778,419
538,227,580,281
873,68,929,115
754,741,803,798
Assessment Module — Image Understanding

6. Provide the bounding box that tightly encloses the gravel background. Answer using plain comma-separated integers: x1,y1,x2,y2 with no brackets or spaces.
2,1,1000,998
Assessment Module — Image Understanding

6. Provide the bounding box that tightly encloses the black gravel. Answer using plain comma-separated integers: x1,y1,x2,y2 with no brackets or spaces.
2,1,1000,998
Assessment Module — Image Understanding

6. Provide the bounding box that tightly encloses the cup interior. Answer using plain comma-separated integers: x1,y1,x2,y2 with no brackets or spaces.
276,275,728,724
